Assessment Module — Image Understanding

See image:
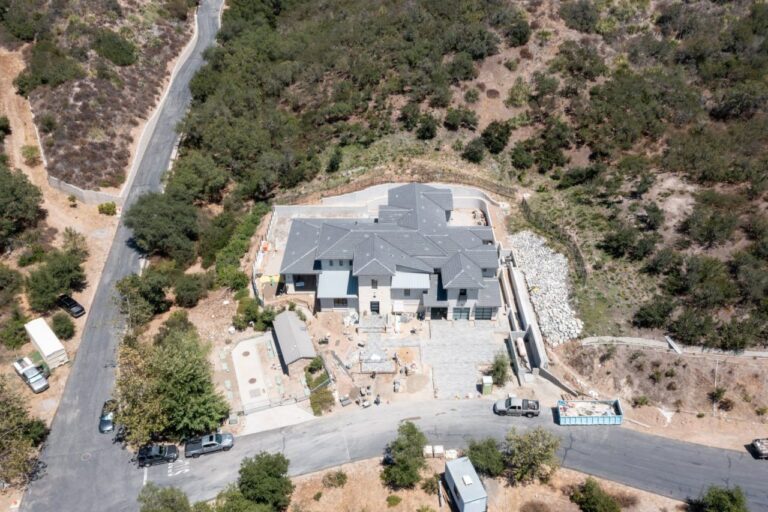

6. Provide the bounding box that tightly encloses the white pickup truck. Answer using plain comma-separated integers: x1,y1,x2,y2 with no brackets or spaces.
13,357,49,393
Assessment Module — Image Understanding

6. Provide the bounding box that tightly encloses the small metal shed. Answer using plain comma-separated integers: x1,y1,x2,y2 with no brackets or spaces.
272,311,316,374
24,318,69,369
445,457,488,512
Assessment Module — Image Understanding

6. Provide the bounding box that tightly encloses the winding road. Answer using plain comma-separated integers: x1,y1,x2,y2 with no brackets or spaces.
18,1,768,511
21,1,224,511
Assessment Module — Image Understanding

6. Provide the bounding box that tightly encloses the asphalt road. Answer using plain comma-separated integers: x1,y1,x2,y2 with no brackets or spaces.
20,1,224,511
151,400,768,510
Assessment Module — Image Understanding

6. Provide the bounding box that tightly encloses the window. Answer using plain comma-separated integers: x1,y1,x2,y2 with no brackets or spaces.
371,279,378,289
333,298,348,307
329,260,334,266
475,307,494,320
459,289,467,297
338,259,344,266
404,289,411,297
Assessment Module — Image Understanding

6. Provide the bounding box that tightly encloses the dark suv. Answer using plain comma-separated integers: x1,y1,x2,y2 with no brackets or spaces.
57,294,85,318
137,444,179,467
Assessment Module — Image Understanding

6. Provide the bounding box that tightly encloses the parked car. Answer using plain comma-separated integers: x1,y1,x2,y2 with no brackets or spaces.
137,444,179,467
184,433,234,458
12,357,49,394
493,397,540,417
751,438,768,459
99,400,117,433
57,294,85,318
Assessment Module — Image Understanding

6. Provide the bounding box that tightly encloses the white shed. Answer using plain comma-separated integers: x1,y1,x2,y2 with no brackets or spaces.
24,318,69,369
445,457,488,512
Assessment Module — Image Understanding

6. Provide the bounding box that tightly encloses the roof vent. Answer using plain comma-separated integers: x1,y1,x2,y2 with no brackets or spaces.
462,475,473,486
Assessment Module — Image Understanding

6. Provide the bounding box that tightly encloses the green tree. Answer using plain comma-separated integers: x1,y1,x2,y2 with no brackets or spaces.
0,263,22,308
633,296,674,328
326,146,343,173
116,270,172,329
688,486,748,512
0,307,28,349
0,376,48,485
381,421,427,489
416,114,438,140
467,438,505,477
26,250,87,312
124,193,199,266
443,108,478,131
166,151,228,204
138,483,192,512
570,477,620,512
447,52,477,82
399,103,420,131
0,163,44,249
174,273,208,308
510,142,534,170
481,121,511,154
560,0,599,33
94,29,137,66
238,453,294,511
505,427,560,484
207,485,273,512
461,137,486,163
51,312,75,340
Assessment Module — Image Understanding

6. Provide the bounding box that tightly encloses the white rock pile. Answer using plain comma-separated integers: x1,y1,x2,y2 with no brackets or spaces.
509,231,583,346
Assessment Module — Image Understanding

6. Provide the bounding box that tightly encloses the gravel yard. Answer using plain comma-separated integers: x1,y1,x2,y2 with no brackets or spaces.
509,231,583,346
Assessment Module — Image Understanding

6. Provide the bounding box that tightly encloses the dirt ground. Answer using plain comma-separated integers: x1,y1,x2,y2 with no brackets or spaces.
290,458,683,512
558,343,768,451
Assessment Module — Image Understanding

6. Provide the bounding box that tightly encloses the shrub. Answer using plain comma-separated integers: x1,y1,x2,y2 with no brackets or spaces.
0,307,28,349
521,502,552,512
0,116,10,136
313,491,322,501
94,30,137,66
420,473,440,495
326,146,343,173
464,88,480,103
755,406,767,416
443,108,478,131
27,250,87,312
560,0,600,33
510,142,535,170
98,202,117,216
481,121,512,154
21,145,40,166
461,137,485,163
687,486,748,512
632,296,674,328
718,398,735,411
173,274,208,308
708,387,726,404
322,470,348,488
0,263,23,307
51,312,75,340
505,77,531,108
416,115,437,140
467,438,504,477
309,387,334,416
386,495,402,507
399,103,420,131
448,52,477,82
14,40,84,96
632,396,650,407
489,352,509,386
570,477,621,512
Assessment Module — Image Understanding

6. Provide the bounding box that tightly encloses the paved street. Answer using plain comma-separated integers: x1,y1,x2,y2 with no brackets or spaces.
150,400,768,510
20,1,224,511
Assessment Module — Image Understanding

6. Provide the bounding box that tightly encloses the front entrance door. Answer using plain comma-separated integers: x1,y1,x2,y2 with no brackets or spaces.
370,301,380,314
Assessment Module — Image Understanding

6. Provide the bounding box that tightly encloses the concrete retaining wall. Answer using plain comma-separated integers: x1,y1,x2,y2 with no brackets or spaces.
508,266,549,369
537,367,579,396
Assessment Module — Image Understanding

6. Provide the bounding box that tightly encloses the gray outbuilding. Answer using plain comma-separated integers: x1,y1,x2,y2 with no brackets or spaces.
444,457,488,512
272,311,316,374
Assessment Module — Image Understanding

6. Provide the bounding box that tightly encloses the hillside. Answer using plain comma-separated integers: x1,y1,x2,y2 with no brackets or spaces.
0,0,195,189
121,0,768,350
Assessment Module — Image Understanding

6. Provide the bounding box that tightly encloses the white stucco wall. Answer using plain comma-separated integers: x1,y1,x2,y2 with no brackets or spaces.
358,276,392,315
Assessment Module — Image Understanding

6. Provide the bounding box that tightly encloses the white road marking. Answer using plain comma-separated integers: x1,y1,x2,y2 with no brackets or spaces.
143,467,148,486
167,460,190,477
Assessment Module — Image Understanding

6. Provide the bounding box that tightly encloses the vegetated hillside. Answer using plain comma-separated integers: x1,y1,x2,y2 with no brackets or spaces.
129,0,767,349
0,0,196,189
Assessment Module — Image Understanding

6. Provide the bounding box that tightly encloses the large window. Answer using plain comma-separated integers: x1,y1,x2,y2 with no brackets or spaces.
333,298,348,307
371,279,378,289
453,307,470,320
474,307,494,320
404,289,411,297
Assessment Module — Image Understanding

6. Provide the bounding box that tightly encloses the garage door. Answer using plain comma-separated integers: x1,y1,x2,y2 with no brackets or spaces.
474,307,494,320
452,307,470,320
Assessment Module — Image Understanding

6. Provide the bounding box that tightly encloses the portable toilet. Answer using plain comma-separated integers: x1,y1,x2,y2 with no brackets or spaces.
24,318,69,369
444,457,488,512
481,375,493,395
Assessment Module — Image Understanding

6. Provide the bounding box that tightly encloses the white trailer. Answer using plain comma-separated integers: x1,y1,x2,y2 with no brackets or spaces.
444,457,487,512
24,318,69,369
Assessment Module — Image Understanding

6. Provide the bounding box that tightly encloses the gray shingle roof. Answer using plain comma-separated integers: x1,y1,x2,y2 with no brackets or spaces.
280,184,499,287
272,311,316,367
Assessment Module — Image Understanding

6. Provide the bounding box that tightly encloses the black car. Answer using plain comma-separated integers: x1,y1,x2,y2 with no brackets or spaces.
137,444,179,467
99,400,116,433
57,294,85,318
